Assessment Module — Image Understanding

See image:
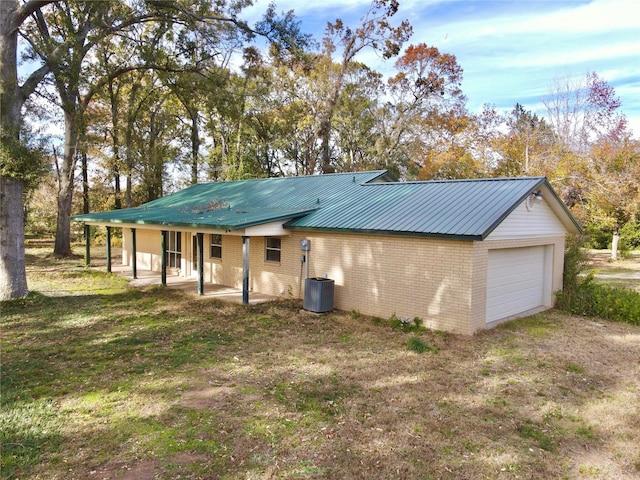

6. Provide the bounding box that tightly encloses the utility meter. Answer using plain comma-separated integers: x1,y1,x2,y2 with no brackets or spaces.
300,239,311,251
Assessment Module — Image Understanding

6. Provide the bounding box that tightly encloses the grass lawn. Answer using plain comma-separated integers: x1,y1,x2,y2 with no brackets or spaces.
1,243,639,479
588,250,640,292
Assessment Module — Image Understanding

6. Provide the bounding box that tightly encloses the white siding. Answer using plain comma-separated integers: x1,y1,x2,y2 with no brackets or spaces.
487,199,566,240
486,246,547,323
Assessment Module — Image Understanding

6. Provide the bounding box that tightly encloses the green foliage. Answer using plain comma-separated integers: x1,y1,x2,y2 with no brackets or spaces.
558,275,640,324
92,227,123,247
575,425,598,440
565,361,584,374
558,233,640,323
583,223,612,249
0,127,49,190
0,399,64,479
560,234,590,296
389,314,425,332
585,220,640,253
516,420,557,452
407,336,438,354
620,221,640,250
25,174,57,236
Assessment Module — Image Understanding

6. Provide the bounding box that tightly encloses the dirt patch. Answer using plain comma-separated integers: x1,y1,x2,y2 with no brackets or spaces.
93,452,209,480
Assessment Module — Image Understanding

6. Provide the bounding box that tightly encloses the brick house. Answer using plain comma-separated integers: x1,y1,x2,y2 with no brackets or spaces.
73,170,581,335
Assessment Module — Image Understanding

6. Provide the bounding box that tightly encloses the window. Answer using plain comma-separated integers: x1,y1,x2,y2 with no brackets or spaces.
210,234,222,259
265,237,281,263
165,231,182,269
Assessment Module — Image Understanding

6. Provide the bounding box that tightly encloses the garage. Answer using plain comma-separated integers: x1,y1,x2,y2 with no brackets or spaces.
486,246,550,324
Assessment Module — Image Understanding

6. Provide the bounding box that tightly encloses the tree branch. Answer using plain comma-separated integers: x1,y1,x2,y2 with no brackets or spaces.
10,0,58,34
19,65,50,105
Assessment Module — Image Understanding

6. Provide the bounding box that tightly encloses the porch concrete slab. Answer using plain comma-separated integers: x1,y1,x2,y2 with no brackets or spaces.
105,264,277,305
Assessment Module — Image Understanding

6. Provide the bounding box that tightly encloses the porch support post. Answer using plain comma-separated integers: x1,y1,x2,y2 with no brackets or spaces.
131,228,137,279
106,226,112,273
84,224,91,266
197,232,204,295
161,230,167,286
242,235,250,305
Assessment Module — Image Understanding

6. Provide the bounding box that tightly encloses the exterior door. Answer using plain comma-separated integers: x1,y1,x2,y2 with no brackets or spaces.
486,246,547,324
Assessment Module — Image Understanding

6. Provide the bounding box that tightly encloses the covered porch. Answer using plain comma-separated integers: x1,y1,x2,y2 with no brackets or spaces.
81,223,288,305
107,264,277,305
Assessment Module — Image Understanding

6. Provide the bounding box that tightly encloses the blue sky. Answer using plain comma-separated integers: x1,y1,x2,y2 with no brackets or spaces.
243,0,640,137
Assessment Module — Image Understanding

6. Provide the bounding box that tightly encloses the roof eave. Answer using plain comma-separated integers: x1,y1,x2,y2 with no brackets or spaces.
73,209,316,231
284,224,482,241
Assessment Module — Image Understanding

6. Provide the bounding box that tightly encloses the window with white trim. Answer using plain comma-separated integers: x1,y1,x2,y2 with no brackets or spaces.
166,231,182,268
265,237,281,263
210,234,222,259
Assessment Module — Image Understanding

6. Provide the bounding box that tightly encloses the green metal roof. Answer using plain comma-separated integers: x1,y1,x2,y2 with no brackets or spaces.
72,170,391,230
73,171,581,239
286,176,556,239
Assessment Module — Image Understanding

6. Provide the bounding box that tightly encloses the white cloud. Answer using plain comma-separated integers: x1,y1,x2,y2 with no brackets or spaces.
242,0,640,137
514,0,640,35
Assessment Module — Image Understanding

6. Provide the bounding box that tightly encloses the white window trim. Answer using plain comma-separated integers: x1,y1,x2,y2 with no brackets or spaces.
210,234,222,260
265,237,281,263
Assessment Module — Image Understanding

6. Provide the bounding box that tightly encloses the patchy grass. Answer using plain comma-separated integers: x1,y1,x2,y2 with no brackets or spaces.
589,250,640,292
1,244,639,479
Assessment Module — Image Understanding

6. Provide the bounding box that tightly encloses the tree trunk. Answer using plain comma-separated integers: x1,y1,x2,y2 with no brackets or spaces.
108,78,122,209
145,109,163,202
611,228,620,261
125,82,138,208
188,105,199,185
0,0,27,299
114,166,121,209
0,177,28,299
319,117,332,174
53,112,79,256
81,152,90,214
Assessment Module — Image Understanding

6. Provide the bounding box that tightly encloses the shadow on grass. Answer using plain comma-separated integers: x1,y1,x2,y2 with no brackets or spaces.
2,276,640,479
1,286,239,478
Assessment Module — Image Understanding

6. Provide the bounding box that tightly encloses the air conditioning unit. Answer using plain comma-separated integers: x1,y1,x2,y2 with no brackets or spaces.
303,277,334,313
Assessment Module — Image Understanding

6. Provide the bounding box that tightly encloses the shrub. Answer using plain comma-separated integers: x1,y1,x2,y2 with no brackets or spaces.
558,276,640,325
583,224,611,250
620,221,640,250
407,337,437,354
557,234,640,324
389,314,426,333
558,234,589,304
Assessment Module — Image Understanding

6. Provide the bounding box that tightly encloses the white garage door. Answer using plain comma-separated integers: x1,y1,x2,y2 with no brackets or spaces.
486,246,546,324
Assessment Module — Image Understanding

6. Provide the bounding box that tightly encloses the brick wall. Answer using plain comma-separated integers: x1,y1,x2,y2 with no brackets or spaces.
122,227,567,336
245,232,477,335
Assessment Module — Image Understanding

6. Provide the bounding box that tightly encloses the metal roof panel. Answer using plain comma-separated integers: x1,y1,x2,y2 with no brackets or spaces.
287,177,549,238
74,171,580,239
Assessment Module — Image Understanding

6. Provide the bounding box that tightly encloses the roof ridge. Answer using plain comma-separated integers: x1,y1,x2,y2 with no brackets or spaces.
363,176,546,186
195,169,388,186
